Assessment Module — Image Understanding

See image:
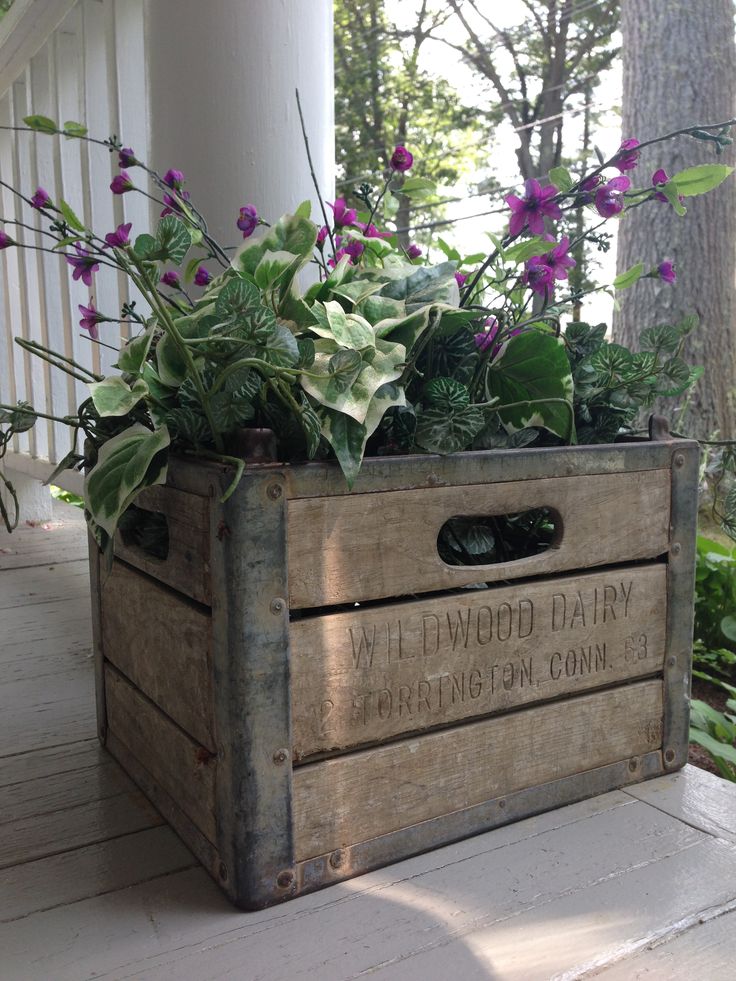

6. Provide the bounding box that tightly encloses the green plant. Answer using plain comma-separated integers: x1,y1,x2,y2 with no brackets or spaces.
690,675,736,782
692,534,736,679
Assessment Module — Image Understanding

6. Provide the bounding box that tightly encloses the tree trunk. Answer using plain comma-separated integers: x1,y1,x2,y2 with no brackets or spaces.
613,0,736,439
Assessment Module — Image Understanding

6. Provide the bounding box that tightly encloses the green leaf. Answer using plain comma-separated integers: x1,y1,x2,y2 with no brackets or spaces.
214,276,276,340
89,376,148,417
260,323,300,368
84,424,170,538
329,279,385,306
232,212,317,276
639,324,681,355
415,403,485,454
424,377,470,411
357,294,405,325
164,406,210,443
395,176,436,199
549,167,573,192
380,261,459,312
689,726,736,767
295,200,312,219
613,262,644,290
301,337,405,424
155,215,191,265
311,300,376,349
1,401,36,432
660,181,687,216
503,237,557,264
209,391,255,431
133,234,157,259
155,333,190,387
488,332,575,440
656,357,692,396
58,199,85,233
62,120,88,138
23,114,58,134
671,164,734,197
298,399,322,458
721,615,736,643
253,250,303,294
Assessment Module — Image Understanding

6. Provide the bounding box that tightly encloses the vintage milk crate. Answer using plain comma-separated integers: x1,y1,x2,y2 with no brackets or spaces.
90,427,699,909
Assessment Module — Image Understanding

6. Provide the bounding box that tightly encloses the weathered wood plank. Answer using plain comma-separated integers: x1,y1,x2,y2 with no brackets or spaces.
0,667,96,758
0,738,103,788
288,469,671,608
0,825,195,923
293,679,664,859
104,664,217,843
112,483,212,605
291,563,667,757
626,766,736,844
101,561,214,749
0,560,90,609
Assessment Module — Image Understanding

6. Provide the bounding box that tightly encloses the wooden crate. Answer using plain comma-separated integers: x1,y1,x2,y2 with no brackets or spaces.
89,434,699,909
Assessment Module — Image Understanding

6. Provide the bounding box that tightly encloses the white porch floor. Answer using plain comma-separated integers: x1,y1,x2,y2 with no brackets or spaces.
2,501,736,980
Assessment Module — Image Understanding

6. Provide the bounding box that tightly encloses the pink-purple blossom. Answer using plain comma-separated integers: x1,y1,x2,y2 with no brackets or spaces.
651,168,685,208
390,145,414,172
522,259,555,296
31,187,51,210
160,189,191,218
406,243,422,260
343,239,365,261
163,169,185,190
455,271,467,287
328,198,357,228
657,260,676,284
65,245,100,287
615,138,640,173
78,301,104,340
536,236,576,281
110,171,134,195
160,270,180,288
194,266,211,287
118,147,138,168
0,231,14,249
505,179,562,237
355,221,392,239
474,317,522,359
594,176,631,218
316,225,329,246
104,222,132,249
237,204,258,238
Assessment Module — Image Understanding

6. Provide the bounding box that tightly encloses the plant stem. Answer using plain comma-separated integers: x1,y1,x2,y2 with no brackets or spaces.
295,88,336,257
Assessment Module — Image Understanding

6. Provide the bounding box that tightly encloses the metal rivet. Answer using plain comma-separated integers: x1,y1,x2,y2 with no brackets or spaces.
267,483,283,500
664,748,676,765
628,757,639,772
273,748,288,765
674,453,685,468
498,798,506,809
270,597,285,615
218,862,228,881
277,870,294,889
329,849,344,869
668,655,677,668
671,542,681,555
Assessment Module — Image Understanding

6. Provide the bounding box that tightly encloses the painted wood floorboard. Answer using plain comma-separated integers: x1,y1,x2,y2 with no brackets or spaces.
1,500,736,980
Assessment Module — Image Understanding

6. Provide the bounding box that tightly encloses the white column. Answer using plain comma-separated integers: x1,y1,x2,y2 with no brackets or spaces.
143,0,335,246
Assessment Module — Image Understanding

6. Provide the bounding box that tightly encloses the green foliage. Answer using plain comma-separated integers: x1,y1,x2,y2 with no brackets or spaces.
693,535,736,670
690,691,736,782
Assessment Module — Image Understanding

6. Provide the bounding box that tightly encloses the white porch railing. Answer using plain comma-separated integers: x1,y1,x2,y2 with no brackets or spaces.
0,0,334,509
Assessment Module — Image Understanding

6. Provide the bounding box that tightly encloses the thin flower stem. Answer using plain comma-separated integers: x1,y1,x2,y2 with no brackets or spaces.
14,337,103,382
0,401,80,425
295,87,336,257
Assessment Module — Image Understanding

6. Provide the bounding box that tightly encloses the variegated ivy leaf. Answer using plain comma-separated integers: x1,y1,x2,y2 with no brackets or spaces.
357,293,405,325
301,337,405,424
380,261,460,312
231,212,317,276
310,300,376,349
414,403,485,455
84,424,170,538
214,276,277,340
329,279,385,306
155,216,191,265
116,323,155,374
254,249,304,294
423,376,470,411
89,376,149,417
487,332,575,441
304,254,353,303
320,382,406,487
259,324,300,368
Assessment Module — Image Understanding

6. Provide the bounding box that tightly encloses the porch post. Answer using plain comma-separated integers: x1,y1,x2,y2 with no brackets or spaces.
143,0,335,246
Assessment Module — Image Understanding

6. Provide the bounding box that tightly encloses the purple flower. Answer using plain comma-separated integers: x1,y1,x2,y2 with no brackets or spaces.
505,179,562,237
316,225,329,246
327,198,357,228
78,301,104,340
536,235,576,281
390,145,414,172
104,222,132,248
0,231,14,249
344,239,365,260
355,221,392,239
31,187,51,210
455,271,467,287
594,176,631,218
657,260,676,284
651,168,685,207
522,259,555,296
237,204,259,238
65,245,100,287
581,174,603,192
474,316,500,353
110,171,134,195
615,138,640,173
406,243,422,260
194,266,211,287
118,147,138,168
163,169,185,189
160,270,180,288
160,189,191,217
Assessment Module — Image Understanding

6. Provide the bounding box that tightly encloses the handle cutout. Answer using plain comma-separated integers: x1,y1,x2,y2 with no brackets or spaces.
438,508,560,567
118,504,170,560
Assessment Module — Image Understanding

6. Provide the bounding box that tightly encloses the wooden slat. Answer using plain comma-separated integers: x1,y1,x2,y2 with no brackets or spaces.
290,563,667,758
104,664,217,843
101,561,214,748
292,679,664,860
288,468,672,608
112,483,212,605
